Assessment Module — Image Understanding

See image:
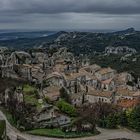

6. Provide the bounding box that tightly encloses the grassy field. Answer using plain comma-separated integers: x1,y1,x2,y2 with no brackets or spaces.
27,128,98,138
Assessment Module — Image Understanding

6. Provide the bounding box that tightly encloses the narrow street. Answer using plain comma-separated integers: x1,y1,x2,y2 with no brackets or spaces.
0,110,140,140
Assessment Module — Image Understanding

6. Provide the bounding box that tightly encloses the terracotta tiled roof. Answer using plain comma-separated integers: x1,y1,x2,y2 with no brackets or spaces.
116,86,137,97
84,64,101,72
62,68,97,81
117,98,140,109
87,86,113,98
96,67,115,75
101,78,113,84
46,72,63,79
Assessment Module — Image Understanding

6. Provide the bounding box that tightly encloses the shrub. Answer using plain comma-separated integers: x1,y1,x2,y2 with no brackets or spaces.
128,106,140,131
56,100,76,117
105,114,119,128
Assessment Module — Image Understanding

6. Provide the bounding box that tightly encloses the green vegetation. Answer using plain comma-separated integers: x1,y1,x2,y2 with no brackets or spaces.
1,29,140,54
105,114,119,129
98,114,119,129
23,85,42,110
24,94,41,108
0,108,16,127
27,128,96,138
97,105,140,131
127,106,140,131
0,120,6,139
118,106,140,131
56,100,77,117
23,84,37,95
0,31,58,50
90,54,140,78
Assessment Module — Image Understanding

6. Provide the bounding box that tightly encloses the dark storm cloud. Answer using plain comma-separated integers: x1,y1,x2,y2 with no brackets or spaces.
0,0,140,30
0,0,140,15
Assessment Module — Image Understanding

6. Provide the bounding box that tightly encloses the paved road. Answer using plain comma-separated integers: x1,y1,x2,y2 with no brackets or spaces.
0,110,140,140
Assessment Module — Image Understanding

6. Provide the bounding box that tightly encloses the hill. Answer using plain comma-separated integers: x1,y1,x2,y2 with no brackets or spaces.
0,28,140,54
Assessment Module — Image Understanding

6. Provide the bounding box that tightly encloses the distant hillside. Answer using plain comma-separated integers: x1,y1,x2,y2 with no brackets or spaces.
0,31,59,50
46,28,140,55
0,31,56,40
0,28,140,54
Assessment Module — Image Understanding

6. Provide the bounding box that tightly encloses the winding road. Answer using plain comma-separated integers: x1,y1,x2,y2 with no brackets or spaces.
0,110,140,140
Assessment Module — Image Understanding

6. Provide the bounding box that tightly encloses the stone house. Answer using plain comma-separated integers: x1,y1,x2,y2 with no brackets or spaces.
45,72,65,87
86,87,114,103
100,78,115,91
114,86,140,103
117,98,140,110
84,64,101,75
95,67,116,81
115,72,134,86
70,92,85,107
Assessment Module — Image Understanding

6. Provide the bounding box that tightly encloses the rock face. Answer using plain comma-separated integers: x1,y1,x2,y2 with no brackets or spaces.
105,46,137,55
0,47,8,54
6,51,31,65
0,50,33,80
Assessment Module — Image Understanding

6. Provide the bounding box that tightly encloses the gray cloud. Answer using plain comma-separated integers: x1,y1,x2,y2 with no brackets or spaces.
0,0,140,30
0,0,140,14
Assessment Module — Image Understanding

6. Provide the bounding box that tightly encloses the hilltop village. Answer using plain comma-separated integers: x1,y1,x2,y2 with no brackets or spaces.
0,46,140,134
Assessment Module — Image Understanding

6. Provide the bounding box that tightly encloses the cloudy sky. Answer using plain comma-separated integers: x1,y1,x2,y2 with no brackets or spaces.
0,0,140,31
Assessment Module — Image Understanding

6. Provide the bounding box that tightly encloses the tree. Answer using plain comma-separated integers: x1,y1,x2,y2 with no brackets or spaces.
105,113,119,128
129,106,140,131
72,118,83,133
59,87,71,103
90,102,119,128
118,111,128,127
76,104,98,132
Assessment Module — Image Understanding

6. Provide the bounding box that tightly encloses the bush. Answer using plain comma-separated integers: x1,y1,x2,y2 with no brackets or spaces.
128,106,140,131
23,84,37,95
118,111,128,127
98,119,107,128
98,114,119,129
56,100,76,117
105,114,119,128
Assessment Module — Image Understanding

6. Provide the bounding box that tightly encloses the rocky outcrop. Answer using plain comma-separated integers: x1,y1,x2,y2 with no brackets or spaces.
6,51,31,65
105,46,137,55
